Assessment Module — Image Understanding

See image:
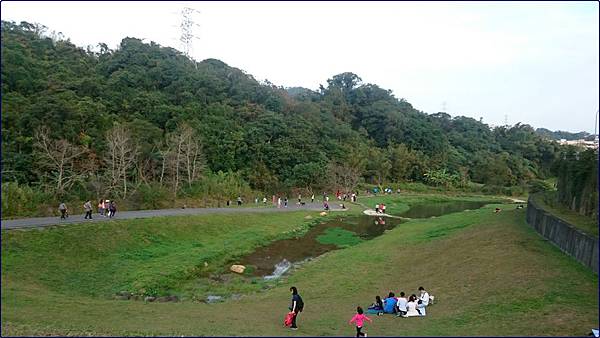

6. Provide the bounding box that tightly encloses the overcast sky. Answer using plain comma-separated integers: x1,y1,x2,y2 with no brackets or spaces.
2,1,598,133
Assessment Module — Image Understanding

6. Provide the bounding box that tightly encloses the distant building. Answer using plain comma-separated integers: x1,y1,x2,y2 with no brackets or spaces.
558,138,598,150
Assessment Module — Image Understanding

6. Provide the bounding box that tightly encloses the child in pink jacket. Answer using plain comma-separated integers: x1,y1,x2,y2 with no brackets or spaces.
349,306,372,337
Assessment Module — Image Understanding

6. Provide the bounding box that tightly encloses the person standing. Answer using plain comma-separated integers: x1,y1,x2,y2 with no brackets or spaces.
284,197,288,208
237,196,242,206
349,306,372,337
58,202,68,219
277,197,282,208
311,194,315,203
83,200,93,219
289,286,304,330
263,197,267,204
298,194,302,204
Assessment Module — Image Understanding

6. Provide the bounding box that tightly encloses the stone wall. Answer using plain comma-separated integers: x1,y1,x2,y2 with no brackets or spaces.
527,197,598,274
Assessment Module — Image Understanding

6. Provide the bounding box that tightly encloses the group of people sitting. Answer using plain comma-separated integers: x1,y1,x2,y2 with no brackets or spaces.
367,287,433,317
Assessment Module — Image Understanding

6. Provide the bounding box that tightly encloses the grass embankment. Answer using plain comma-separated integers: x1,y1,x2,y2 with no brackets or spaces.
2,195,597,336
531,191,598,238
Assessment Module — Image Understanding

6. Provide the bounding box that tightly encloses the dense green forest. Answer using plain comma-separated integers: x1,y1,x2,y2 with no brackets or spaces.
0,21,571,216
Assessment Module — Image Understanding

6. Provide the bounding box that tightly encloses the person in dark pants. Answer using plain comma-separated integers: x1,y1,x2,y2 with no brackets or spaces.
289,286,303,330
58,202,68,219
109,201,117,218
83,200,93,219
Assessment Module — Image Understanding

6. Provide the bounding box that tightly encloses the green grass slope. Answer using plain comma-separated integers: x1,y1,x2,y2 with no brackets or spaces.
2,198,597,336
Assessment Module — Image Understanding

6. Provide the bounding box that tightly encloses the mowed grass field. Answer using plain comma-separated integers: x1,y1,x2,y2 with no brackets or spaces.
1,195,598,336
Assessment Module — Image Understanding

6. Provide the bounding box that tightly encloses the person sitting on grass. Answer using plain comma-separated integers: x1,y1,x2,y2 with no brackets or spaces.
395,292,408,317
349,306,372,337
402,295,420,317
367,295,384,316
417,286,430,316
383,292,397,314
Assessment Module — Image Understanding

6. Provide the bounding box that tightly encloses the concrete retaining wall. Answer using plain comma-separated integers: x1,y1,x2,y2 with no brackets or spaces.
526,197,598,274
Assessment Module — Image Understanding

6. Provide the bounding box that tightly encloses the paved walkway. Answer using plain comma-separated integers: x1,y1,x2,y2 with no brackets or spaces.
1,203,346,230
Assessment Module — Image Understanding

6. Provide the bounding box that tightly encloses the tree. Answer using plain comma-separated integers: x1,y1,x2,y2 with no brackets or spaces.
165,123,204,193
33,126,86,194
105,124,138,198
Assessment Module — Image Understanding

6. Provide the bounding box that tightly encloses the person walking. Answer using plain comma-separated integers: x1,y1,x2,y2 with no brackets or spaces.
284,197,288,208
83,200,93,219
349,306,372,337
289,286,304,330
98,199,105,217
311,194,315,203
58,202,68,219
277,197,282,208
108,201,117,218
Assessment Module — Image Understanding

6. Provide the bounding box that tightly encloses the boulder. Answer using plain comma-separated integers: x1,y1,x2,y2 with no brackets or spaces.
230,264,246,274
117,291,132,298
304,215,313,219
156,296,170,303
144,296,156,302
319,212,328,216
206,295,223,303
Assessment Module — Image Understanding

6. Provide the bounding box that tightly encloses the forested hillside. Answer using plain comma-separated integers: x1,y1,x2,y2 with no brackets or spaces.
1,21,563,216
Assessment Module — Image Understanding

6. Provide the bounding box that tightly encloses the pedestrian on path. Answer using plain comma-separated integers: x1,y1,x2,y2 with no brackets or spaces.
109,201,117,218
58,202,68,219
84,200,93,219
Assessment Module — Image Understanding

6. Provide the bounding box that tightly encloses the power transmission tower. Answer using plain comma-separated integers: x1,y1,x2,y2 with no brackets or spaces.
179,7,200,67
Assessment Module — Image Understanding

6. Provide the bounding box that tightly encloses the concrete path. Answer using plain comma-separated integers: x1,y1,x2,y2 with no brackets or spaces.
1,203,346,230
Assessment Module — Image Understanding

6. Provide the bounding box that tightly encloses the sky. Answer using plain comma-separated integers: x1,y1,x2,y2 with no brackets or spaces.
2,1,599,133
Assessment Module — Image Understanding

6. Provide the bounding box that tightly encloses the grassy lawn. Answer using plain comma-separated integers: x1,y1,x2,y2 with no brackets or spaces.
2,194,597,336
531,191,598,238
353,192,505,215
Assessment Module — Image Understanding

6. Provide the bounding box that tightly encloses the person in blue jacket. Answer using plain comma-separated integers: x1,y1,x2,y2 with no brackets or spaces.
383,292,397,314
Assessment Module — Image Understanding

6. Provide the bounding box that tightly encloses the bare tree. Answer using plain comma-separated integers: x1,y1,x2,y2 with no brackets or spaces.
165,123,204,193
33,127,86,194
105,125,138,198
330,162,364,193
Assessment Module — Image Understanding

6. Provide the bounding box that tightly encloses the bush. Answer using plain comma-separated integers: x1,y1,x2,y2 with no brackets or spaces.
1,182,51,218
131,183,171,210
528,179,554,194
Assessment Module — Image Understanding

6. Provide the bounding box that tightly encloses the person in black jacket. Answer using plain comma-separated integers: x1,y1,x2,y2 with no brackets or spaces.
289,286,304,330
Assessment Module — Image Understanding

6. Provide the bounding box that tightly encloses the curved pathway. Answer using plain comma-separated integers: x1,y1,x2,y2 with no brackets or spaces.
1,203,346,230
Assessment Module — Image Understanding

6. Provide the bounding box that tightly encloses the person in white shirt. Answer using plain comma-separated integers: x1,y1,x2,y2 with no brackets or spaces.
403,295,420,317
395,292,408,317
417,286,430,316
